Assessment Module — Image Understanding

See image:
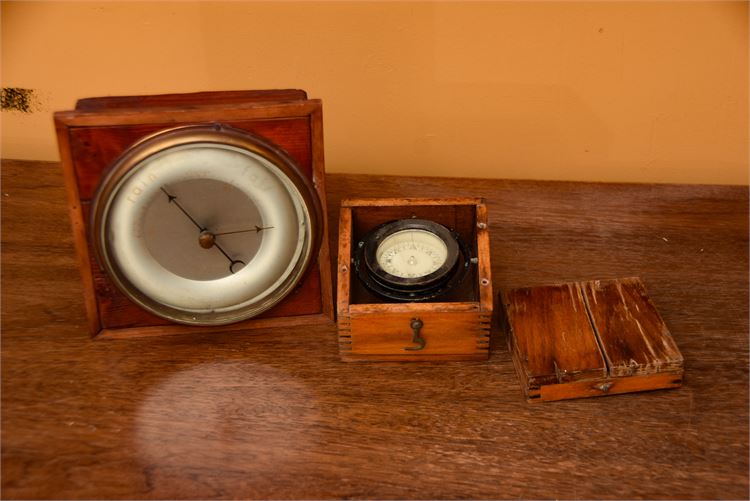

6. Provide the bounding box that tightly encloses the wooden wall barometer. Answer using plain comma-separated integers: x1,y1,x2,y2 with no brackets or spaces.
55,90,333,338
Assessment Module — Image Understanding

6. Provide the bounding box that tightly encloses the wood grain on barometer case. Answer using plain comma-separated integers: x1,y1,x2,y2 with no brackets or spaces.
2,160,748,499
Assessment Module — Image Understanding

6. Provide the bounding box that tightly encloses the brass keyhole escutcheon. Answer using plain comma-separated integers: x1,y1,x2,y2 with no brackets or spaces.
595,382,613,393
404,318,426,351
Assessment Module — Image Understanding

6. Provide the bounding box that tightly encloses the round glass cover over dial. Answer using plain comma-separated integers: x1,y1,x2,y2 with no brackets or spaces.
92,124,321,325
375,229,449,278
357,218,462,302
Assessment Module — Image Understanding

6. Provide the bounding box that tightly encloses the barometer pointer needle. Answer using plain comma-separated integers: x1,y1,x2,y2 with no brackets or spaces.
160,187,204,231
160,187,244,274
213,225,274,236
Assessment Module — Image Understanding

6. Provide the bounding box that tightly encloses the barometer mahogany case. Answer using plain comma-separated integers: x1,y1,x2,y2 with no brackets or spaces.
54,90,333,338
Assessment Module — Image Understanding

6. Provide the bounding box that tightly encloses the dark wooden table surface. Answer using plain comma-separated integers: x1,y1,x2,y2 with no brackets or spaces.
2,159,748,500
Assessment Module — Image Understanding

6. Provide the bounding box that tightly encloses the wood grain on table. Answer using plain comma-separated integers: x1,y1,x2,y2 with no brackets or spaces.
2,159,748,499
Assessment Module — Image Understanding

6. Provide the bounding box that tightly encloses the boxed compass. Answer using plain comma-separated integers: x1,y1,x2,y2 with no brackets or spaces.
336,198,493,361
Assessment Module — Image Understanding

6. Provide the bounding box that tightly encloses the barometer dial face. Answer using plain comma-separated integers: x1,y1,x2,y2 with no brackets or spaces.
357,218,463,301
91,124,321,326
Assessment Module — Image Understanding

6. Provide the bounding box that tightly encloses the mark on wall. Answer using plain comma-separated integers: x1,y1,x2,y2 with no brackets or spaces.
1,88,38,113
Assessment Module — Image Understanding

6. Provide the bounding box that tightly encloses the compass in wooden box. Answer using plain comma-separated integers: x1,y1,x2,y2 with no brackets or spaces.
337,198,493,361
54,90,333,338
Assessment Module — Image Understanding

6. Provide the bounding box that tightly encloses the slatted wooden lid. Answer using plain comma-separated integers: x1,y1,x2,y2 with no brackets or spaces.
503,277,683,401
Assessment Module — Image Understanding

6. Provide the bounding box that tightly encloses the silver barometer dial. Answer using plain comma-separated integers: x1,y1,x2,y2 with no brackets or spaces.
91,124,322,325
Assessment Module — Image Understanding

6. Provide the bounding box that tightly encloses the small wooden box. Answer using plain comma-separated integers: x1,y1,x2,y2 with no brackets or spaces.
337,198,493,361
502,277,683,402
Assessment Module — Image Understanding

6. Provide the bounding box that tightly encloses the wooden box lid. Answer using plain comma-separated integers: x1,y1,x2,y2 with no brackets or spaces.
502,277,683,402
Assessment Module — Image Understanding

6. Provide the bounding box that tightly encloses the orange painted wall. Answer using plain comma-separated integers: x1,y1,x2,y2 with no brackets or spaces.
2,1,747,184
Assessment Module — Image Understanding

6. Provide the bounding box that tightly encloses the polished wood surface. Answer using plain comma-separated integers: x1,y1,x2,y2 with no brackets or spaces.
2,159,748,499
75,89,308,111
67,118,313,200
